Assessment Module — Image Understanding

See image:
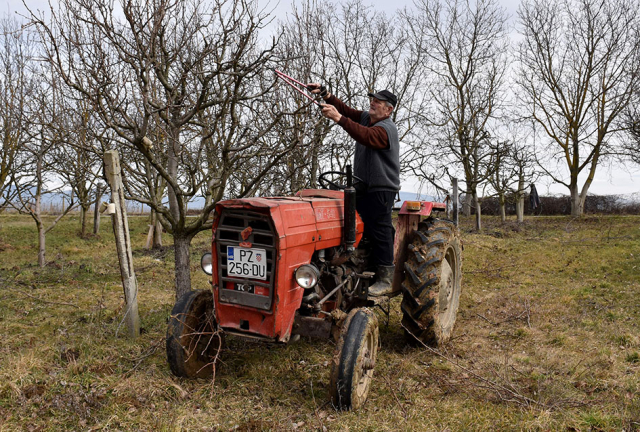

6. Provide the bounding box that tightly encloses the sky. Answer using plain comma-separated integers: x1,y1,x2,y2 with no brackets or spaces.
4,0,640,196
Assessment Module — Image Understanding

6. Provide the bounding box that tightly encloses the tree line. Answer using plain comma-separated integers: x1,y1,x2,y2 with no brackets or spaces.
1,0,639,297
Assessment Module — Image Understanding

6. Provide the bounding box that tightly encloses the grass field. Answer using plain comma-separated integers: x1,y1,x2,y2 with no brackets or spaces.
0,213,639,431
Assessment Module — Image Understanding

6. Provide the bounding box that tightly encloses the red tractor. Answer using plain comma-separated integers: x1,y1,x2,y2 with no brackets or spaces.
166,168,462,410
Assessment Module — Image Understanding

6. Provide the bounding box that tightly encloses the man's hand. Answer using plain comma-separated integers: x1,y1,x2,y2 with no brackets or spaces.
307,82,330,100
320,103,341,123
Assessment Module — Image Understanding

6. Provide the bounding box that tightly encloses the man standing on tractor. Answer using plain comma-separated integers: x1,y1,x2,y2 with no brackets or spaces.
307,83,400,297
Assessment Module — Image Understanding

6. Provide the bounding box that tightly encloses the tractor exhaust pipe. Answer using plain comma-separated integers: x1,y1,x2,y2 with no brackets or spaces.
343,165,356,252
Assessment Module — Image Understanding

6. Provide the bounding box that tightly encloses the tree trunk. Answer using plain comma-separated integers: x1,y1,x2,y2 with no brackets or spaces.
516,197,524,223
167,131,181,223
578,174,594,216
463,193,471,217
499,194,506,223
145,210,164,249
37,222,46,267
93,186,103,235
570,183,582,217
80,205,89,237
473,192,482,231
167,127,188,298
35,154,46,267
145,211,155,249
154,218,163,248
173,233,193,299
515,177,525,223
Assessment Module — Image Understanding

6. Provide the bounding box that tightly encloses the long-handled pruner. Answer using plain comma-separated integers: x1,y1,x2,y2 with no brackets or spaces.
275,69,322,107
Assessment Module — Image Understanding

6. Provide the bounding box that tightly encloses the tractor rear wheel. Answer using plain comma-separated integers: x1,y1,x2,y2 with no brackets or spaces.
401,218,462,346
166,290,223,378
330,308,379,411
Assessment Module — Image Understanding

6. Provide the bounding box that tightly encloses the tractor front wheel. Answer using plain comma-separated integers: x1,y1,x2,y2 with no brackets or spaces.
329,308,379,411
401,218,462,346
166,290,223,378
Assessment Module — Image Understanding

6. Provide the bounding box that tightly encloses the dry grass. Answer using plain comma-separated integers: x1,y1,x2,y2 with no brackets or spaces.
1,213,639,431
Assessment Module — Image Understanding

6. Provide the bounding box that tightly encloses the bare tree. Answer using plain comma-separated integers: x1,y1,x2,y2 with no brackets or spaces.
621,81,640,163
405,0,510,230
486,137,514,222
31,0,293,298
103,122,168,248
11,66,76,267
92,182,105,235
50,95,103,237
517,0,640,217
0,15,36,209
326,0,430,169
510,140,539,222
268,1,333,193
485,121,541,223
276,0,430,190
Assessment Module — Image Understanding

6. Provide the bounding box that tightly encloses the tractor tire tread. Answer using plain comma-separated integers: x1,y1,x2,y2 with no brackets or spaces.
414,229,428,244
403,262,421,285
330,309,379,411
400,218,462,346
414,276,438,298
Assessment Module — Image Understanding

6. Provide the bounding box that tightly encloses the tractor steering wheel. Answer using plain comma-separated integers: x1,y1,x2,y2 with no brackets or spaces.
318,171,364,191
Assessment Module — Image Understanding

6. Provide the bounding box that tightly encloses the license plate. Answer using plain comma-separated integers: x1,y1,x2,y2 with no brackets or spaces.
226,246,267,280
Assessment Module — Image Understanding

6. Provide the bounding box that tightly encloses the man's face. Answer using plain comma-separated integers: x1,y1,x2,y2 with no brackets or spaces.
368,97,393,120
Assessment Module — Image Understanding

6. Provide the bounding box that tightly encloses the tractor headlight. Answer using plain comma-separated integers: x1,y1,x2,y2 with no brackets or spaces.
295,264,319,289
201,253,213,275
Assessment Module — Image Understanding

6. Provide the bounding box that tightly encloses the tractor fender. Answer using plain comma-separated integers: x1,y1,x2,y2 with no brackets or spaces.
397,200,446,216
392,201,447,294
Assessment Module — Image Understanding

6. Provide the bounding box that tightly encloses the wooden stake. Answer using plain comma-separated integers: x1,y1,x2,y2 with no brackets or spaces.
104,150,140,338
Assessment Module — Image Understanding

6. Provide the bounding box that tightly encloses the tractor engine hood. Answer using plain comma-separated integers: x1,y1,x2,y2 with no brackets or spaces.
209,190,364,342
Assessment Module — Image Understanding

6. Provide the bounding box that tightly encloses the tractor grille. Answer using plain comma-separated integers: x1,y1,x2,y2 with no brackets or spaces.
216,210,276,311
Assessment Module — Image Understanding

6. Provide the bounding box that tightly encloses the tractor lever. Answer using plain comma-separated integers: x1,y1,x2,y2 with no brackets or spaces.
316,275,353,308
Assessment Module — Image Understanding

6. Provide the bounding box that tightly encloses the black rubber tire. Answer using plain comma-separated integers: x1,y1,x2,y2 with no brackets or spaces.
166,290,222,378
329,308,379,411
401,218,462,346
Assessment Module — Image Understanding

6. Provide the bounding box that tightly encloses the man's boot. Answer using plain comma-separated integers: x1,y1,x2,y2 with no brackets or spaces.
368,265,395,297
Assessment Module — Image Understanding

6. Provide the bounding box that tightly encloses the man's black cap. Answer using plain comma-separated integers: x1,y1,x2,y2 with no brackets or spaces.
368,90,397,107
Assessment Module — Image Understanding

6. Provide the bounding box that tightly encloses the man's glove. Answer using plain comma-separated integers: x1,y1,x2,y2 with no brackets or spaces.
307,83,329,99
